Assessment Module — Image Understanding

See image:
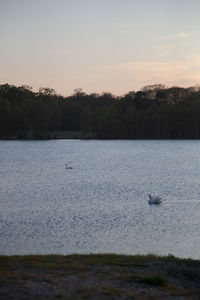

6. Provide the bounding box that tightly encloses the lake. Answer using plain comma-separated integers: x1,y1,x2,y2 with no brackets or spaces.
0,140,200,259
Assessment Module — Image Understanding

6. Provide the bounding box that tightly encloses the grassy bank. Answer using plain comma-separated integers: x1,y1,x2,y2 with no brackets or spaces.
0,254,200,299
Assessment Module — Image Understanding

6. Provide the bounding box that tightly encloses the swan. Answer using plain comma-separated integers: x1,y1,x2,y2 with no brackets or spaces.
148,194,162,205
66,164,72,170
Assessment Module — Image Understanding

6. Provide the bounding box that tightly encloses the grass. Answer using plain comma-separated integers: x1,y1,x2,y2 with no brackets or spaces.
136,274,167,286
120,272,167,287
0,254,200,299
101,285,135,298
0,253,183,268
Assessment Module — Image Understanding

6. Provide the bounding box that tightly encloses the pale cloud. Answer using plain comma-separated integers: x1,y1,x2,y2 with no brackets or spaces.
152,44,172,58
178,32,190,38
158,50,171,58
104,60,187,75
103,56,200,90
162,32,190,40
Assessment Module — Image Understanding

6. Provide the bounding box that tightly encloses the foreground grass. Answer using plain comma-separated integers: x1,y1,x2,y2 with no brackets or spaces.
0,254,200,299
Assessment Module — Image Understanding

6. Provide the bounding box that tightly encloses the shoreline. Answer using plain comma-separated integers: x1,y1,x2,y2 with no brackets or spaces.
2,136,200,141
1,131,200,141
1,253,200,299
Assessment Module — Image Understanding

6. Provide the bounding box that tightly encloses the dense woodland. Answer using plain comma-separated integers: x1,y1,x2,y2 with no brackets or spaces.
1,83,200,139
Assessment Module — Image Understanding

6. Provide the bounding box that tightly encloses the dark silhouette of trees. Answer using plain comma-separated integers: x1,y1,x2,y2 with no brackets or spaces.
1,83,200,139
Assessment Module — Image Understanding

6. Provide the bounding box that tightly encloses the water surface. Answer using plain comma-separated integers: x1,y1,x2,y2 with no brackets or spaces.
0,140,200,258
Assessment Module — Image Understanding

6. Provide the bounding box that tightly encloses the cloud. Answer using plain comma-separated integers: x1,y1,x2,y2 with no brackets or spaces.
162,32,190,40
103,56,200,89
178,32,190,38
152,44,173,58
104,60,187,75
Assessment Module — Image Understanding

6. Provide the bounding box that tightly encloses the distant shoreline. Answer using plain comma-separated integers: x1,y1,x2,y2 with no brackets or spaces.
1,131,200,141
2,84,200,140
0,130,85,140
1,253,200,299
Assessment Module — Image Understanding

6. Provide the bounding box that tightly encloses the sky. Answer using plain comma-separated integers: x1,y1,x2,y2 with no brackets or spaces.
1,0,200,96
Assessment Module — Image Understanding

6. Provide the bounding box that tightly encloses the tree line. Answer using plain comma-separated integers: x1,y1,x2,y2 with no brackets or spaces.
1,83,200,139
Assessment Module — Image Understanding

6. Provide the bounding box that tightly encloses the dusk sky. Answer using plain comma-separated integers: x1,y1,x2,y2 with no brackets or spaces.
1,0,200,96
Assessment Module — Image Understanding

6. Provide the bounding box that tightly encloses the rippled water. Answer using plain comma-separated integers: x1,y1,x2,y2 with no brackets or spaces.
1,140,200,258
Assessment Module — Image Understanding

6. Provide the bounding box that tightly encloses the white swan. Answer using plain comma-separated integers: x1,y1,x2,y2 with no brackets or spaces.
148,194,162,205
66,164,72,170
